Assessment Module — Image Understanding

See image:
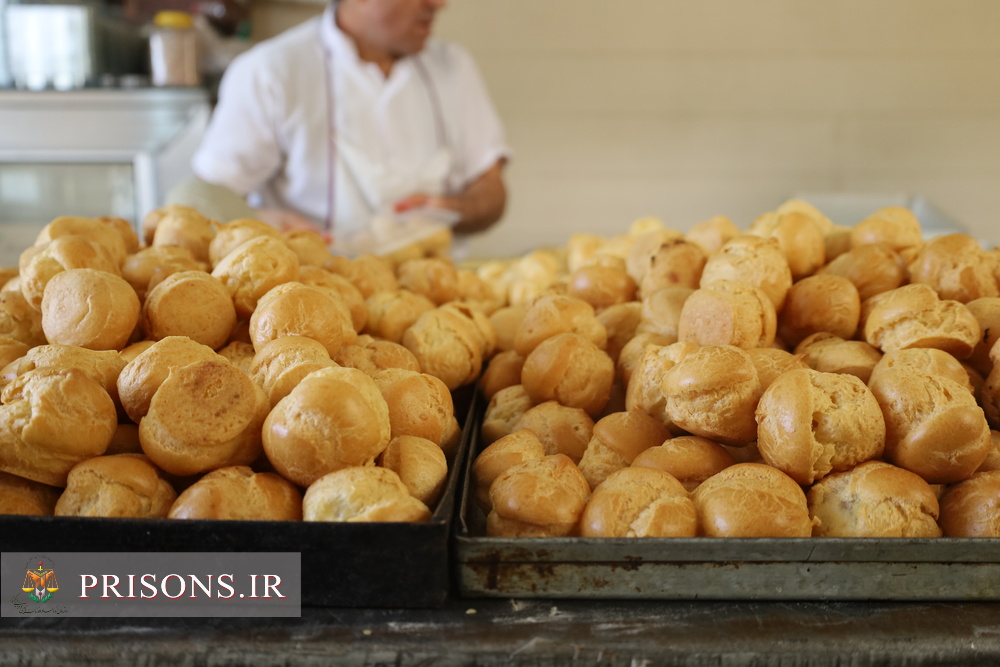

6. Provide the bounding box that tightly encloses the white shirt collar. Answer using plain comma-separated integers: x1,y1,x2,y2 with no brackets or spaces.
319,4,359,65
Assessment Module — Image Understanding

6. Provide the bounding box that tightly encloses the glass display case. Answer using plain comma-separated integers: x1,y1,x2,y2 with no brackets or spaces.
0,87,209,265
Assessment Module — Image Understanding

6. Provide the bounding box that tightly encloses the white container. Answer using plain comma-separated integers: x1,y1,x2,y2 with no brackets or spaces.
148,11,200,87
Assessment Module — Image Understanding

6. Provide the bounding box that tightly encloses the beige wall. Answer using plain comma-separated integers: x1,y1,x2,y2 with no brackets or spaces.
252,1,1000,259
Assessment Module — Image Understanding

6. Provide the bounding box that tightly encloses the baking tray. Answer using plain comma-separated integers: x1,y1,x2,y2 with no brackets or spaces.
453,402,1000,601
1,387,477,609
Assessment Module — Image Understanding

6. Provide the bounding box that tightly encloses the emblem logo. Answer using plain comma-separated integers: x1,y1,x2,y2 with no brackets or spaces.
21,558,59,604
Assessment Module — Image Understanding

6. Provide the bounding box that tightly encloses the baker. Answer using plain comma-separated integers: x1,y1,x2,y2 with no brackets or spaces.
171,0,510,253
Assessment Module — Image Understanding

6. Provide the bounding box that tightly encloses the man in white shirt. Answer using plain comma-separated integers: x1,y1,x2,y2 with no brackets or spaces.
177,0,509,251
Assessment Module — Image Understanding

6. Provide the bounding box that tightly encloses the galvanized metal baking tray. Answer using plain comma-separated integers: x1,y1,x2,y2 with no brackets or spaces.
453,406,1000,601
2,388,476,609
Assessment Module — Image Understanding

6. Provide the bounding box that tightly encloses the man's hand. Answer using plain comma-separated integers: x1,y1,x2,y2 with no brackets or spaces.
392,160,507,236
255,208,333,243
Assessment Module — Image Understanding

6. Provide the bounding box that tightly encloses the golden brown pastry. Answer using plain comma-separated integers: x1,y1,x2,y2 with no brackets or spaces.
20,236,120,310
455,269,504,316
216,340,257,376
331,334,421,376
440,302,497,360
377,435,449,507
631,435,736,492
661,345,762,446
818,242,909,301
119,340,155,364
395,257,461,305
208,218,280,268
281,229,332,267
745,347,810,391
117,336,222,423
0,367,117,486
567,263,637,310
521,332,614,417
807,461,942,537
55,453,176,518
963,297,1000,377
938,471,1000,537
168,465,303,521
141,270,237,349
370,368,461,455
624,228,686,286
1,344,125,410
323,253,398,299
120,245,207,302
0,337,29,374
489,304,527,354
36,215,128,268
211,235,300,318
0,289,46,347
616,332,675,387
513,400,595,463
97,216,141,255
637,239,707,299
139,359,268,477
699,235,792,310
579,466,696,538
402,306,484,390
868,347,975,395
249,335,338,408
850,205,924,256
577,409,671,490
480,384,536,446
41,268,140,351
364,290,436,344
870,368,991,484
793,333,883,384
513,293,607,357
756,368,886,485
263,366,391,487
624,340,699,428
303,466,430,522
748,208,826,280
862,283,980,358
677,280,777,349
472,429,546,511
150,206,216,264
479,349,525,400
777,274,861,347
636,286,694,341
596,301,643,363
908,233,999,303
105,422,142,456
0,470,60,515
297,266,368,333
978,431,1000,473
693,462,814,537
685,215,741,256
249,282,356,356
486,454,591,537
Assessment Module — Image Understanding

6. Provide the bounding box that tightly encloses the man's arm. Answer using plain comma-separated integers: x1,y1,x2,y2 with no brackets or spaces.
394,159,508,236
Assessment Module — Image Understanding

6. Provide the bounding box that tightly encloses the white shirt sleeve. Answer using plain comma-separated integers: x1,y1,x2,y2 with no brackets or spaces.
191,49,286,197
445,45,510,191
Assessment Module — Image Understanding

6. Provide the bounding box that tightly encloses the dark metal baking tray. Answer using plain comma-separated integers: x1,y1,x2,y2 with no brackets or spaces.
2,388,476,609
453,402,1000,601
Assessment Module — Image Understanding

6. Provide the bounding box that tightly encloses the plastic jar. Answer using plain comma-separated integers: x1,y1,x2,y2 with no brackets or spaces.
149,11,200,87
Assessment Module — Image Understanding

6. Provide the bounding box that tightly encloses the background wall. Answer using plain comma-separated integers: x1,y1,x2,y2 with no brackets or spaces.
252,0,1000,259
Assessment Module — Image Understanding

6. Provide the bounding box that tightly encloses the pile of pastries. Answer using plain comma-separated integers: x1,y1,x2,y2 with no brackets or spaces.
0,208,488,522
472,201,1000,538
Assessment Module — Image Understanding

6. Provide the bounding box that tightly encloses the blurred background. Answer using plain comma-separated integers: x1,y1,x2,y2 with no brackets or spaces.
2,0,999,261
